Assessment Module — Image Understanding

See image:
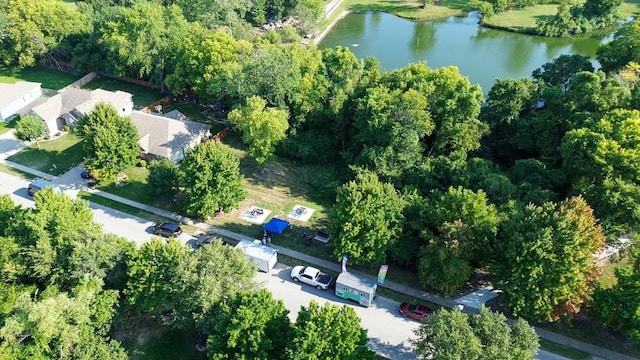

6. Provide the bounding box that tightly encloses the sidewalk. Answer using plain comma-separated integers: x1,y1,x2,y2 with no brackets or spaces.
0,159,636,360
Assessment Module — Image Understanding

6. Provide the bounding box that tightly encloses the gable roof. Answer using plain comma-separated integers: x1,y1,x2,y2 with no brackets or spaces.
0,81,41,110
31,87,132,123
130,110,211,159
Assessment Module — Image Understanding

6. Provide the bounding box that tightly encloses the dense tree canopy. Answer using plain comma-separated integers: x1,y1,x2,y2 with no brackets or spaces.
181,141,246,218
228,96,290,167
330,172,405,265
76,103,139,182
495,197,605,321
412,307,539,360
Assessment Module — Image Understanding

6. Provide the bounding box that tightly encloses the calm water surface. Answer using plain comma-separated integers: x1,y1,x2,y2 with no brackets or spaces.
319,12,606,93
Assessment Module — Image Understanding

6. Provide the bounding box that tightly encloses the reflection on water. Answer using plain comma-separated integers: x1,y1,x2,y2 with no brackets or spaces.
319,12,607,93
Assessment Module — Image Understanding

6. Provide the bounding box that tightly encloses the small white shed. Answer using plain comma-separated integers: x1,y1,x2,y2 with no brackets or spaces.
235,240,278,273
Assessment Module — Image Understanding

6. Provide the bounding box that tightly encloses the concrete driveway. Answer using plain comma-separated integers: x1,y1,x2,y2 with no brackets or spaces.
0,129,25,159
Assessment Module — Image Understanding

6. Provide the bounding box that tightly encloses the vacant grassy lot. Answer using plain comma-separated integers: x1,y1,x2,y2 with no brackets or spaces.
0,66,79,90
7,134,84,175
82,77,164,107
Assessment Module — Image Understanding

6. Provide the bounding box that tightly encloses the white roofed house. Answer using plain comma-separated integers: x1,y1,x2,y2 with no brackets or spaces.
130,109,211,163
0,81,43,121
30,87,133,136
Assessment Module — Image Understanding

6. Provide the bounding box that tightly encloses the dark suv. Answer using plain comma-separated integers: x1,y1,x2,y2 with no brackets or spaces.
153,222,183,237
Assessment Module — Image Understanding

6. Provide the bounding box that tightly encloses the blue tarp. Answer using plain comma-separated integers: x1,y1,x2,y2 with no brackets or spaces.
263,217,290,234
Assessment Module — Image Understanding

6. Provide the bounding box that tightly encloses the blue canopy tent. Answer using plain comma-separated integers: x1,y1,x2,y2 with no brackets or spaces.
263,217,290,234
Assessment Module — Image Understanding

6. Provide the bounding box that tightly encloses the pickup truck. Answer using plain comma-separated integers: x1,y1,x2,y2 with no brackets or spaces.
290,265,333,290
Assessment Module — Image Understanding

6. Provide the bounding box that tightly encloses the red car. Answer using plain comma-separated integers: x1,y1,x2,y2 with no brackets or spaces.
399,302,431,322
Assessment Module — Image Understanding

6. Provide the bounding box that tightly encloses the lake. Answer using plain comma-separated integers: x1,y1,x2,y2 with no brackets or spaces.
318,11,606,94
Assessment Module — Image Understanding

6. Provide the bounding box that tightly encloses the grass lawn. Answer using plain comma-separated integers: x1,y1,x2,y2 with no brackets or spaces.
0,66,79,90
0,119,16,135
483,4,559,31
6,134,85,175
82,77,164,107
539,338,590,360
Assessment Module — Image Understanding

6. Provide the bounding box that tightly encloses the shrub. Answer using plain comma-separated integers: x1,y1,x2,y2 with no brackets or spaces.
147,158,180,195
15,115,47,141
137,159,147,167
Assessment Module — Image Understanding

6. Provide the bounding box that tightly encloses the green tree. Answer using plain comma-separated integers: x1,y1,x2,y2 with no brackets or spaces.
287,301,375,360
411,307,539,360
381,63,486,157
125,237,187,316
329,172,405,265
237,44,302,107
291,0,323,35
566,71,630,113
169,240,258,329
532,54,594,93
495,197,605,321
597,20,640,73
76,103,139,183
591,240,640,344
208,289,292,359
14,115,47,141
0,0,88,68
0,279,126,359
561,109,640,235
147,158,180,196
165,28,250,102
411,308,482,360
227,96,290,167
100,3,189,88
181,141,246,218
11,188,100,288
417,186,500,295
351,86,433,183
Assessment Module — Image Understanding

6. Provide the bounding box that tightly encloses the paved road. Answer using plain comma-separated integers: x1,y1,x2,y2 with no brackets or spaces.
257,263,419,360
0,170,194,247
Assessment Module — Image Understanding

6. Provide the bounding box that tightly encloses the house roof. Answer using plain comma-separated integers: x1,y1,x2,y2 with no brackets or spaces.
129,110,211,159
0,81,41,111
31,87,132,122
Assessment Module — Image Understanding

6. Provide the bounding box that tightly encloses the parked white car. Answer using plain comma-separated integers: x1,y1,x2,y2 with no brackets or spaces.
290,265,333,290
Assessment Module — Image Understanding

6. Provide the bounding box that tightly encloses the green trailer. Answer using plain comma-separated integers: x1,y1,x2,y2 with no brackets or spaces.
335,272,377,307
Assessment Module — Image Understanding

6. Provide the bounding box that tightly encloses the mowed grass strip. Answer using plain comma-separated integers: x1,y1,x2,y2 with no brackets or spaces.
0,66,79,90
7,134,85,175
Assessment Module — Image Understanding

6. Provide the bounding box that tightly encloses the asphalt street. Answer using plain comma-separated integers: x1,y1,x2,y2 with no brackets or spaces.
257,263,419,360
0,170,194,247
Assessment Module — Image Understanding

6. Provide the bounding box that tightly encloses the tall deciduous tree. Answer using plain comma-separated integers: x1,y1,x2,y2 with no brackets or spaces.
0,0,88,68
170,240,258,329
0,279,126,359
330,172,405,265
125,237,187,316
227,96,290,167
181,141,246,218
495,197,605,321
100,3,188,88
351,86,433,183
208,289,292,359
77,103,139,182
287,301,375,360
561,109,640,235
597,20,640,74
412,307,539,360
532,54,594,93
